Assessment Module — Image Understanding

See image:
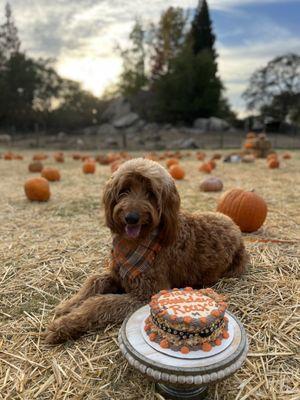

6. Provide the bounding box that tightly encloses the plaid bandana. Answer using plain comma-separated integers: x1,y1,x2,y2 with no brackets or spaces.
111,230,162,280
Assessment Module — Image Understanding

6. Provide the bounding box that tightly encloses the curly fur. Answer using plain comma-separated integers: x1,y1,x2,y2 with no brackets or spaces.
45,158,248,344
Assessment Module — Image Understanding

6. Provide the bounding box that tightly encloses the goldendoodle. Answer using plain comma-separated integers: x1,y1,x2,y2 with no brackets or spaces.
45,158,248,344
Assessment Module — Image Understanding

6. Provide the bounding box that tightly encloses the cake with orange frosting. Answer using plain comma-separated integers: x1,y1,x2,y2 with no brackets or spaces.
144,287,229,354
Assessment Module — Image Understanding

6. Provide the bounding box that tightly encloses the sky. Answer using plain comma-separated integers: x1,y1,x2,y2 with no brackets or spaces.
1,0,300,117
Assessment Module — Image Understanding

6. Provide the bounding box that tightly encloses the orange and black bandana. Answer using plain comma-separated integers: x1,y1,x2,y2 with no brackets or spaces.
111,230,162,280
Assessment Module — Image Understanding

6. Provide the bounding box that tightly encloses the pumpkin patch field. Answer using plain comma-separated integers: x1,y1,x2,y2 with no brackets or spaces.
0,150,299,400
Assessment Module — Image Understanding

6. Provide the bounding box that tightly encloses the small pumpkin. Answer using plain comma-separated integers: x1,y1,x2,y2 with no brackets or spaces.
200,177,223,192
217,188,268,233
41,167,61,181
54,152,64,163
212,153,222,160
246,132,257,139
169,164,185,180
268,159,280,169
4,152,13,160
33,153,48,161
28,161,44,173
196,151,206,161
267,152,278,161
199,162,212,173
96,154,110,165
282,152,291,160
72,153,81,160
24,177,50,202
166,158,179,168
83,161,96,174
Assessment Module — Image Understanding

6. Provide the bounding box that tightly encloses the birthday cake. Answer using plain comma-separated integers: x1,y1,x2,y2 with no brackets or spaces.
144,287,229,354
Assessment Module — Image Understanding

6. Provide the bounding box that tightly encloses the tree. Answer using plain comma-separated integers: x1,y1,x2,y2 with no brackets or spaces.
152,47,222,123
117,19,148,96
243,53,300,124
189,0,216,58
149,7,187,80
0,2,20,65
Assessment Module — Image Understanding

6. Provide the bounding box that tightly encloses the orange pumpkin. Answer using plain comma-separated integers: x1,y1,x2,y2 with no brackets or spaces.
166,158,179,168
282,152,291,160
169,164,185,180
4,152,13,160
199,162,212,174
41,167,61,181
267,153,278,161
96,154,110,165
217,188,267,233
244,140,255,150
72,153,81,160
24,177,50,202
33,153,48,161
28,161,44,173
54,152,64,163
246,132,256,139
14,154,23,160
268,159,280,169
196,152,206,161
212,153,222,160
83,161,96,174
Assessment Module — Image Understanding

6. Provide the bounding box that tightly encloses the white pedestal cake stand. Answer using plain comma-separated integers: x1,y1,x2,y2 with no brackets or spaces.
118,305,248,400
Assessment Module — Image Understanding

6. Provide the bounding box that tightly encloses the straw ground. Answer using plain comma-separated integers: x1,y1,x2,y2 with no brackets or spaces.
0,150,299,399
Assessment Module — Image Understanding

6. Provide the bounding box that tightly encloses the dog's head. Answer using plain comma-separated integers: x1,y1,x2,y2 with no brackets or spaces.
103,158,180,246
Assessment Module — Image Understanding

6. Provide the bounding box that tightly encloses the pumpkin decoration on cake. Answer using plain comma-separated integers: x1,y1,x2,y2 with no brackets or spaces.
217,188,267,233
169,164,185,180
144,288,229,354
41,167,61,182
24,177,50,202
200,177,223,192
28,161,44,173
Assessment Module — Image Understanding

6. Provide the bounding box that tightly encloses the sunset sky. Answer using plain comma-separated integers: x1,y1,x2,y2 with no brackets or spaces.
1,0,300,116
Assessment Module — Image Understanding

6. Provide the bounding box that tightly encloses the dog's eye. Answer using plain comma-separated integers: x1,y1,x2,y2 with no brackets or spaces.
148,190,156,200
118,188,130,197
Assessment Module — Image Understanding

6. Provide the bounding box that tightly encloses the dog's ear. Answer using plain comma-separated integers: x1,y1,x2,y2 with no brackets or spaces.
160,180,180,246
102,177,118,231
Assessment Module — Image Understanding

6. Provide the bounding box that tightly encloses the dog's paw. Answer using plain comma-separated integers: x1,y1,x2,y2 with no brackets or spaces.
43,321,69,345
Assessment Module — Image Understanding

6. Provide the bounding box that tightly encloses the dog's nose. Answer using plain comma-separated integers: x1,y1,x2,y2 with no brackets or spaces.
125,212,140,225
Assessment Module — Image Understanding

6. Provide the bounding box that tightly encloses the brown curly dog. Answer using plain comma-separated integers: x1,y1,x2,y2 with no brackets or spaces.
45,158,248,344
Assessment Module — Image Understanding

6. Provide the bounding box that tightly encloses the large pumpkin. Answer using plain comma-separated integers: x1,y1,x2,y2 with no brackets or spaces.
169,164,185,180
24,177,50,202
41,167,61,181
217,188,267,233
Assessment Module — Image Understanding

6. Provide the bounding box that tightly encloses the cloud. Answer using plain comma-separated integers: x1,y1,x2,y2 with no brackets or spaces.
1,0,299,116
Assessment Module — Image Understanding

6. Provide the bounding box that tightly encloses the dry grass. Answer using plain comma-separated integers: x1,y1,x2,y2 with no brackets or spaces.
0,150,299,400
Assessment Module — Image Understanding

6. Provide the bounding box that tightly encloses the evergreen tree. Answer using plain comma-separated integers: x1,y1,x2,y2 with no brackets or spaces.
0,2,20,64
189,0,216,58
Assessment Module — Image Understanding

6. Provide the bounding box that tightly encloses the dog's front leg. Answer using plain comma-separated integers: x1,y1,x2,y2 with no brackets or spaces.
45,293,144,344
54,273,121,317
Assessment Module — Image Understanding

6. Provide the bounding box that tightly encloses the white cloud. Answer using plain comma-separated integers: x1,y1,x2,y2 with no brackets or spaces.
1,0,299,117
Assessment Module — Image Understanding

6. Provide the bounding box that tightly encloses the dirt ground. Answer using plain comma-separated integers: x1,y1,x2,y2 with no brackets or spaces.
0,150,299,399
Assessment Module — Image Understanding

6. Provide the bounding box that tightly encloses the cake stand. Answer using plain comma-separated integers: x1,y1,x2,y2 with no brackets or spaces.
118,305,248,400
